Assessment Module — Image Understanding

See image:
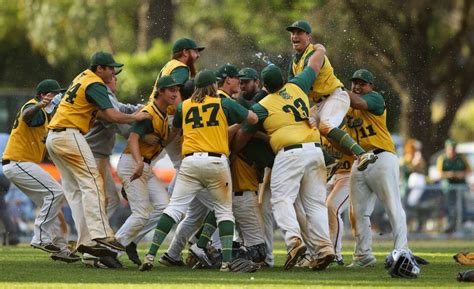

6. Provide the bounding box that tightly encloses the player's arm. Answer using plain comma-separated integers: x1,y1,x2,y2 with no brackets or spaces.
232,103,268,154
289,44,326,95
22,94,53,124
167,102,184,146
88,83,152,123
349,91,385,115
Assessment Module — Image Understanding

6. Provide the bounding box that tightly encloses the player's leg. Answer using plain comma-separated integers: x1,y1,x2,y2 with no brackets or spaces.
326,172,350,264
97,157,120,219
348,165,377,267
294,195,317,260
232,191,265,247
369,152,408,251
299,145,335,270
261,185,275,267
318,89,375,170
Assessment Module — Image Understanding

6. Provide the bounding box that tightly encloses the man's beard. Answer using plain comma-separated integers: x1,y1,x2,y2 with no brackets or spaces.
186,58,197,77
242,87,257,100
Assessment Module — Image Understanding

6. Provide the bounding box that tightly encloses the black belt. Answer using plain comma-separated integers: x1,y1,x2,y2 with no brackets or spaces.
2,159,10,166
52,128,67,132
234,191,257,197
283,143,321,152
184,152,223,158
373,148,386,155
143,158,152,164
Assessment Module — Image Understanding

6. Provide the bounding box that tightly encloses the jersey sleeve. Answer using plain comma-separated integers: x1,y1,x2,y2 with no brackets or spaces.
221,98,249,125
172,102,183,128
252,90,268,103
170,67,190,85
85,83,114,110
22,103,46,127
130,118,154,137
361,92,385,116
288,66,316,95
242,103,268,133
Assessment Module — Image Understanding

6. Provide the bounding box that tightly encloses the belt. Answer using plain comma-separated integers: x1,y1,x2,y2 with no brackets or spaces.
184,152,224,158
52,128,67,132
373,148,386,155
143,158,152,164
234,191,257,197
2,159,10,166
283,143,321,152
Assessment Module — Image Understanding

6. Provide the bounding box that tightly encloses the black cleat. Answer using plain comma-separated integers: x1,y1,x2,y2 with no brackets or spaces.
126,242,142,266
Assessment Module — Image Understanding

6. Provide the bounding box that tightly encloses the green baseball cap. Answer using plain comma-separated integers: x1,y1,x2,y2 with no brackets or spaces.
156,76,180,89
36,79,65,94
216,63,240,80
238,68,259,80
195,69,217,88
90,51,124,67
351,69,375,84
261,64,284,92
286,20,312,34
172,37,205,53
445,139,457,147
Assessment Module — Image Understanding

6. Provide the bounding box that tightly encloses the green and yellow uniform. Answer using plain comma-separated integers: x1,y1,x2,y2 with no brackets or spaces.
48,69,113,134
123,102,169,161
345,92,395,154
3,99,48,163
321,135,355,174
437,154,471,184
148,59,190,102
173,96,249,156
289,44,343,102
218,89,233,100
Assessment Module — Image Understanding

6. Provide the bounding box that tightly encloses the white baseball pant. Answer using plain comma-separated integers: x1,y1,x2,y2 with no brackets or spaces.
46,128,114,247
350,151,408,260
115,153,169,246
95,157,120,218
316,88,350,135
233,190,265,247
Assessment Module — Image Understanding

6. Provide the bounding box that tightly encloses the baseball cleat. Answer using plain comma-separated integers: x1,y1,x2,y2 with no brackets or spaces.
189,243,213,268
310,253,335,271
77,244,117,257
139,254,155,271
220,261,230,272
357,152,378,171
125,242,142,266
284,238,307,270
295,253,312,268
31,243,62,254
50,250,81,263
159,253,185,267
93,237,125,251
346,255,377,268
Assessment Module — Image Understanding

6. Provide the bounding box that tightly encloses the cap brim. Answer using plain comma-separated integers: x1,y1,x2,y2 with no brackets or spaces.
114,68,123,75
350,77,370,83
109,62,124,67
286,26,306,32
196,47,205,51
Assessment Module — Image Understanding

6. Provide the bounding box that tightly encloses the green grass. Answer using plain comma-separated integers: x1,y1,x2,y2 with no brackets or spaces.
0,239,473,288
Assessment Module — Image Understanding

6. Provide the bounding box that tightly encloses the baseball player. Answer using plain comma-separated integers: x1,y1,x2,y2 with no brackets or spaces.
2,79,79,263
345,69,411,267
235,44,335,271
216,63,241,99
286,20,377,171
45,51,152,260
85,73,143,220
139,69,257,272
115,76,180,264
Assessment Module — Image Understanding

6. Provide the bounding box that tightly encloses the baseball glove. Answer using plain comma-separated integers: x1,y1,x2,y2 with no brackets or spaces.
228,258,261,273
458,269,474,282
454,252,474,265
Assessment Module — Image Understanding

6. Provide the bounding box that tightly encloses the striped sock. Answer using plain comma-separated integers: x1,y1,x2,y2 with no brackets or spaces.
197,211,217,248
148,214,175,256
327,128,365,156
218,220,234,262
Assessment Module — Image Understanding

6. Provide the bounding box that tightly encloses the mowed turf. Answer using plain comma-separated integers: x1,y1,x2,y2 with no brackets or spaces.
0,239,473,288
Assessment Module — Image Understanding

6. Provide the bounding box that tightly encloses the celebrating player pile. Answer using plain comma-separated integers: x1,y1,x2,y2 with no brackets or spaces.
1,20,425,279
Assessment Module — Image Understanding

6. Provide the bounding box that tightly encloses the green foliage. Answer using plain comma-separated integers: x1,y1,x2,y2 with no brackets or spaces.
115,40,171,103
450,99,474,142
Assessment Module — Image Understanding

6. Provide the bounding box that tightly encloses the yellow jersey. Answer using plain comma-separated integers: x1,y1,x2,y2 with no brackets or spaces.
291,44,343,101
258,83,320,153
48,69,105,134
218,89,232,99
123,102,169,160
321,135,355,173
148,59,189,102
180,96,229,156
3,99,48,163
231,156,259,192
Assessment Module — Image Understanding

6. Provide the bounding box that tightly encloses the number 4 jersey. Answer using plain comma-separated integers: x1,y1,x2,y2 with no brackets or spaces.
246,82,320,154
49,69,113,134
345,91,395,154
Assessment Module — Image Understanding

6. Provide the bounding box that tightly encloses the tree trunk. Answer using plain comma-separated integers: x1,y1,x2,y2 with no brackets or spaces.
136,0,175,52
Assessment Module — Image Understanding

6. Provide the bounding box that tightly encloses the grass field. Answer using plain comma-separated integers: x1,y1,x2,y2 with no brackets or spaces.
1,239,473,288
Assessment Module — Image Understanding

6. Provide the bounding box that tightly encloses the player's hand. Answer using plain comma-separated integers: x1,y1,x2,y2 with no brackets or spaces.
313,43,326,53
40,93,54,108
130,162,144,182
308,116,317,128
142,133,161,146
134,111,152,121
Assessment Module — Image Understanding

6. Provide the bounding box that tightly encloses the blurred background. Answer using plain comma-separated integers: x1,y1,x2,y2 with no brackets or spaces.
1,0,473,243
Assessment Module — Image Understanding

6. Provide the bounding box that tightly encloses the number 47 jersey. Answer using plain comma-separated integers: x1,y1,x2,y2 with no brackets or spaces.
251,83,320,154
48,69,106,134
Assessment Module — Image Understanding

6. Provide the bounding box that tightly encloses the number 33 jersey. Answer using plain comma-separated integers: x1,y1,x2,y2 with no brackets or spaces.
49,69,112,134
249,83,320,154
345,94,395,154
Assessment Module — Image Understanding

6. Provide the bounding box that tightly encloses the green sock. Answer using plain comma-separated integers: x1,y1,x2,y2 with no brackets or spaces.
148,214,175,256
197,211,217,248
322,149,336,166
218,220,234,262
327,128,365,156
